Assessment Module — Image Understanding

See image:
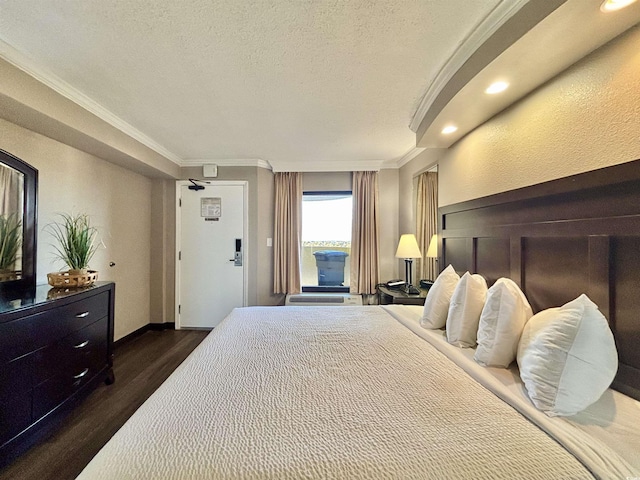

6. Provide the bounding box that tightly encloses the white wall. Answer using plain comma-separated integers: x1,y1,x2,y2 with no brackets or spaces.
1,118,152,340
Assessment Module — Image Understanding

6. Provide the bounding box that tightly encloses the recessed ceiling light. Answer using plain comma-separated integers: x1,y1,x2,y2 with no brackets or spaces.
441,125,458,135
485,81,509,94
600,0,637,12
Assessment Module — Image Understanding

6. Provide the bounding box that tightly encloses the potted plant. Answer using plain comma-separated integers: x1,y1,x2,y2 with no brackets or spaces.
0,213,22,280
47,213,100,287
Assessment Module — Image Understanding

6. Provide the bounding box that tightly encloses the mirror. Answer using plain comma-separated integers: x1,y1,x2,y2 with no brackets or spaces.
0,149,37,294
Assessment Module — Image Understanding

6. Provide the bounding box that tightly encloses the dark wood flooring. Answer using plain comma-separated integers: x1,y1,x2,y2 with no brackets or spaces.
0,329,209,480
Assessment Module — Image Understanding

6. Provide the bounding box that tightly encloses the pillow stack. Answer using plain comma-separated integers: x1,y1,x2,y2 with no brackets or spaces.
418,266,618,417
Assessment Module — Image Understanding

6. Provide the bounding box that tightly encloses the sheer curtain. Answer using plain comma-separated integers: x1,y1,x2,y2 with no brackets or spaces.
415,171,438,281
273,172,302,294
350,171,380,295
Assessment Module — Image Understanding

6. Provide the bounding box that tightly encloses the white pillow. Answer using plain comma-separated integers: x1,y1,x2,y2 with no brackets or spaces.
420,265,460,329
446,272,487,347
475,278,533,368
517,294,618,417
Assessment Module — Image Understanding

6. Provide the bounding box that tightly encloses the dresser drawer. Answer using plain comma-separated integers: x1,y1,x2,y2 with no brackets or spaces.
32,361,103,419
0,391,32,448
0,318,37,364
0,354,33,402
0,291,109,363
34,291,110,343
33,317,108,386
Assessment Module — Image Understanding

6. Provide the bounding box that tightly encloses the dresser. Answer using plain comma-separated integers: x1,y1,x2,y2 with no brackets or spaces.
0,281,115,465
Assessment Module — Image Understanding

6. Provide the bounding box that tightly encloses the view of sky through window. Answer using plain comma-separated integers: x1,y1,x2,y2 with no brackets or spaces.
302,195,352,242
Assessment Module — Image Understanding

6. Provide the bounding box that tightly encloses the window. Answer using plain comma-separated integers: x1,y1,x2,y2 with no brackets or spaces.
301,191,352,292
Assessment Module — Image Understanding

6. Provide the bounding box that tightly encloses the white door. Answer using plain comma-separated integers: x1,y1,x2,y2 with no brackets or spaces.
176,181,247,329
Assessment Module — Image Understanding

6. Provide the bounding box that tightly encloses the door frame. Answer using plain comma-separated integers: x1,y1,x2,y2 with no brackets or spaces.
175,180,249,330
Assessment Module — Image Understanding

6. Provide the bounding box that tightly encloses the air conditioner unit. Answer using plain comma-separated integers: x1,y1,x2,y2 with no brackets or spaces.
285,293,363,306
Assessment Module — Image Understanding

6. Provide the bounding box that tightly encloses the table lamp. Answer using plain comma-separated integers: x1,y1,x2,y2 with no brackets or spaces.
426,234,438,259
395,234,422,295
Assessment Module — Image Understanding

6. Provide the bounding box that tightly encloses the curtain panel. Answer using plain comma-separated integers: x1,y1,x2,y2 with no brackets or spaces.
415,171,438,281
0,165,22,218
273,172,302,294
350,171,380,295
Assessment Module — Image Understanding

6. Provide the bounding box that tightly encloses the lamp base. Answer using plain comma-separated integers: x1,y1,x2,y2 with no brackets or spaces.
404,284,421,295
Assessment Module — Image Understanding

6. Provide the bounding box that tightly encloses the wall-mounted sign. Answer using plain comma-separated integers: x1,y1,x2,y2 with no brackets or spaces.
201,197,221,219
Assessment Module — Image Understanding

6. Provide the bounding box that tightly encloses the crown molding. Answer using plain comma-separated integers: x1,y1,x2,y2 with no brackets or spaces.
408,0,529,133
0,38,184,166
387,147,426,169
269,159,387,173
181,158,272,170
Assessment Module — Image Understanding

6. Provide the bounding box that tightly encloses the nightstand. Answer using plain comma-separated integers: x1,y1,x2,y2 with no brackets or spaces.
377,285,429,305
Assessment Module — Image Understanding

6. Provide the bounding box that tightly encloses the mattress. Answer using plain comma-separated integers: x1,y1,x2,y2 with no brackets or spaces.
384,305,640,476
78,306,637,479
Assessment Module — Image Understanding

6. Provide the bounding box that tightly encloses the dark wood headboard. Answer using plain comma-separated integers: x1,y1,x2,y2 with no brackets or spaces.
438,159,640,401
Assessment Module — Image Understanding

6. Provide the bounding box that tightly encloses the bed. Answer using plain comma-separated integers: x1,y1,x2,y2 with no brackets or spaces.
79,161,640,479
78,305,638,479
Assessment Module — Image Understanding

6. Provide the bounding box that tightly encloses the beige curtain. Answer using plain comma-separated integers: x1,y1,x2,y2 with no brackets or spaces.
273,172,302,294
415,171,438,281
350,171,380,295
0,164,22,218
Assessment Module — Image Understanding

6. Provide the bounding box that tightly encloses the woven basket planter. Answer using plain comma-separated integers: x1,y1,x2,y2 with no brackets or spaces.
0,270,19,282
47,269,98,288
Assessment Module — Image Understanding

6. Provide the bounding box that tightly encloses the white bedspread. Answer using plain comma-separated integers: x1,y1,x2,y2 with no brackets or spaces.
78,306,631,479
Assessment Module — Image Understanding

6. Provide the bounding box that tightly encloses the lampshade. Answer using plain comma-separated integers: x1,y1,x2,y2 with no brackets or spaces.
426,234,438,258
395,234,422,259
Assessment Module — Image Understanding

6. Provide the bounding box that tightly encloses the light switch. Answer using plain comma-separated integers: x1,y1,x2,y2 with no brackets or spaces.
267,237,272,247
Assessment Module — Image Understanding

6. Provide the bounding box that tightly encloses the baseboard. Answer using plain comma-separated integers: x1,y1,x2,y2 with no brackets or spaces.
149,322,176,331
114,322,176,348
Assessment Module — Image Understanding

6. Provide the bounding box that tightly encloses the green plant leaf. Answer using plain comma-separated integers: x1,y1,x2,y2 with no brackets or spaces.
46,213,101,270
0,213,22,270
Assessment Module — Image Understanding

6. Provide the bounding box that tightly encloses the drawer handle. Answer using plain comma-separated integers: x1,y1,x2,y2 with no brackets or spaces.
76,311,90,318
74,368,89,379
74,340,89,349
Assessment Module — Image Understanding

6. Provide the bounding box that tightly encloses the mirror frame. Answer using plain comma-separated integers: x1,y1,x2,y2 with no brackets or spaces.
0,149,38,294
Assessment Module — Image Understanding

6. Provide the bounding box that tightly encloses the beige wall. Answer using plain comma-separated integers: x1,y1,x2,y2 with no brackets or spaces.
150,179,175,324
303,172,351,191
256,167,277,305
0,58,179,179
377,169,400,282
1,118,152,340
438,25,640,207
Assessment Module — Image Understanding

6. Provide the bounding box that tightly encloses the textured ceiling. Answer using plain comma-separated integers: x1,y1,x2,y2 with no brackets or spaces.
0,0,503,170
